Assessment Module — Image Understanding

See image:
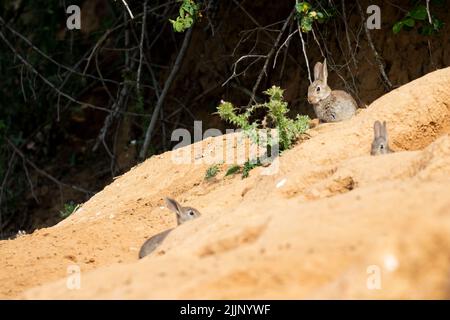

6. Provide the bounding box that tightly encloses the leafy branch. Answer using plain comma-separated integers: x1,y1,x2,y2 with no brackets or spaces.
170,0,201,32
295,1,332,33
393,3,444,35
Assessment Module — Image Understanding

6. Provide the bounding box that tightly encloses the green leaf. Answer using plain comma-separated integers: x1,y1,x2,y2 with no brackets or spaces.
392,21,403,34
420,25,434,35
171,0,198,32
225,165,241,177
300,16,313,32
295,2,311,14
402,18,415,27
409,5,427,20
432,17,443,31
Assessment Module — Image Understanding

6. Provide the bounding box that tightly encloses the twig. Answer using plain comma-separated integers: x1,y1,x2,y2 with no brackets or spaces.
137,0,148,94
5,138,93,195
311,28,325,58
247,9,295,106
116,0,135,19
0,16,120,86
279,19,295,83
22,158,39,203
139,27,193,159
231,0,301,69
83,30,113,75
0,152,17,231
222,54,266,86
273,29,298,69
93,14,136,158
425,0,432,24
298,26,312,84
341,0,357,67
0,30,149,117
356,0,393,90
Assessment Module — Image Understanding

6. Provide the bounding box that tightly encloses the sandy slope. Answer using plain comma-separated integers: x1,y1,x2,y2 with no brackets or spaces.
1,67,450,299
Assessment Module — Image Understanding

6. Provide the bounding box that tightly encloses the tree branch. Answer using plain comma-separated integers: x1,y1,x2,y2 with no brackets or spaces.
139,27,193,159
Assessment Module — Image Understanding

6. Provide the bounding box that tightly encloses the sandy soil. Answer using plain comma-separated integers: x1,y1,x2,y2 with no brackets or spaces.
1,67,450,299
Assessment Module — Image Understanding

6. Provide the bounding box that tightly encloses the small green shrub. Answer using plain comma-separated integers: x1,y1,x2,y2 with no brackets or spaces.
225,164,241,177
217,86,310,152
59,201,78,219
217,86,309,178
242,160,262,179
205,164,220,179
393,4,444,35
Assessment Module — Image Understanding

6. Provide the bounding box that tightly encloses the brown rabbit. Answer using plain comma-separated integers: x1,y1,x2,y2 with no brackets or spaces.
138,197,201,258
307,59,357,122
371,120,393,155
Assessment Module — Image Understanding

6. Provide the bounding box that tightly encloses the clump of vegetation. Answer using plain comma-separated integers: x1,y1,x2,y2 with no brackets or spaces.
170,0,201,32
225,164,241,177
205,164,220,179
393,3,444,35
242,160,263,179
224,162,261,179
223,161,263,180
59,201,78,219
217,86,309,178
295,1,333,33
217,86,310,152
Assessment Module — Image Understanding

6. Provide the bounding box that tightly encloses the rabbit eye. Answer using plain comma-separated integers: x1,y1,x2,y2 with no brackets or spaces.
316,87,321,92
189,211,194,216
380,144,384,149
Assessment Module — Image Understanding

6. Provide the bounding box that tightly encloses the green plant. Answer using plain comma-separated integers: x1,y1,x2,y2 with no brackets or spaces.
225,164,241,177
263,86,310,151
59,201,78,219
393,3,444,35
205,164,220,179
217,86,310,152
242,159,262,179
295,1,332,33
170,0,201,32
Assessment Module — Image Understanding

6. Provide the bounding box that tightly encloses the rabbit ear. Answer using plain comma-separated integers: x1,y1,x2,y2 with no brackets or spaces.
164,197,183,215
382,121,388,140
373,121,381,138
322,58,328,84
314,62,323,81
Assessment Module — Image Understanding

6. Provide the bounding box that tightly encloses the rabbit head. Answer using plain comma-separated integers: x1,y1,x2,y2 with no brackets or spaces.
371,121,390,155
308,59,332,105
164,197,201,225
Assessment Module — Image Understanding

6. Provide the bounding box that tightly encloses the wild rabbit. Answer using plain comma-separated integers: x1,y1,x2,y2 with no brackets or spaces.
307,59,357,123
138,197,201,259
371,120,393,155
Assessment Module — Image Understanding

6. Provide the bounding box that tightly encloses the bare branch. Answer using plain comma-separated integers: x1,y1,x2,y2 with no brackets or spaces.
356,0,393,90
247,9,295,106
298,27,312,84
5,138,93,195
140,27,193,159
115,0,135,19
0,30,149,117
137,0,148,94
